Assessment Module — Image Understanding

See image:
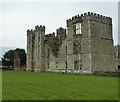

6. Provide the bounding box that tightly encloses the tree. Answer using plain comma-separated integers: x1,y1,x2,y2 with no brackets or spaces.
2,50,14,67
1,48,26,68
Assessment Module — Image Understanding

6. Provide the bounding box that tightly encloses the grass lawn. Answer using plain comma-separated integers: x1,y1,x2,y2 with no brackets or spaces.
2,71,119,100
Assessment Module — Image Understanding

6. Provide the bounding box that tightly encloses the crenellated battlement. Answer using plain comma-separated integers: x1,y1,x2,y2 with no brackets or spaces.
27,29,35,36
27,25,45,36
46,32,55,37
56,27,66,34
67,12,112,27
35,25,45,32
27,29,34,32
56,27,66,39
82,12,111,20
45,32,55,42
57,27,66,30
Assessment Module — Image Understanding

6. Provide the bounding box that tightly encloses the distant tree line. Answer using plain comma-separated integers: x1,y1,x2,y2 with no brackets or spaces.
1,48,26,68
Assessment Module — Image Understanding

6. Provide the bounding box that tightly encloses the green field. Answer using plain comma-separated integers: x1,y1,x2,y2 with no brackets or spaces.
2,71,119,100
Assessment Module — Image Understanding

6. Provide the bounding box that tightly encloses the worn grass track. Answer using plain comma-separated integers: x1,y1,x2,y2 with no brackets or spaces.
2,71,118,100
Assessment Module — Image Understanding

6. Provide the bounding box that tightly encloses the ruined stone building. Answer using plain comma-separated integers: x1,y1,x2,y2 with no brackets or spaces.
14,51,21,70
26,12,119,73
14,49,26,70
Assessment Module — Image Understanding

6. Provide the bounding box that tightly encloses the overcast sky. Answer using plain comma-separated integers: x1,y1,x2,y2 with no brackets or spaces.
0,2,119,50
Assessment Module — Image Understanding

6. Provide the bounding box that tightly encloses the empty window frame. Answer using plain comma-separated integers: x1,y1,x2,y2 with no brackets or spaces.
118,51,120,59
73,41,81,54
74,61,79,70
75,23,82,35
47,49,50,59
65,46,67,55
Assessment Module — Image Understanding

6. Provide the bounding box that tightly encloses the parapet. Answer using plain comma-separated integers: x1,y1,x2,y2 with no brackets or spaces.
27,25,45,36
56,27,66,39
45,32,56,44
27,29,35,36
56,27,66,34
67,14,82,27
45,32,55,38
67,12,112,26
27,29,34,33
35,25,45,32
57,27,66,31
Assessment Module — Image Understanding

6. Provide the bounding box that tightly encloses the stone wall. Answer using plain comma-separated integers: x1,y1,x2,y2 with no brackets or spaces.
113,45,120,70
26,29,35,71
14,51,21,70
26,12,118,73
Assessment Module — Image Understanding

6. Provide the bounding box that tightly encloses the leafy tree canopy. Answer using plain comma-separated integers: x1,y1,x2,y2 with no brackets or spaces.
1,48,26,68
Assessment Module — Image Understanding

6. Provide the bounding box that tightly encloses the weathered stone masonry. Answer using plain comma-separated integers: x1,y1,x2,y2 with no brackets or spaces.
26,12,119,73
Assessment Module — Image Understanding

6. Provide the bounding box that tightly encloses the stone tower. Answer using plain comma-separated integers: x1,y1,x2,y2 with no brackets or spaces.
26,25,45,71
66,12,115,72
26,29,35,71
34,25,45,71
82,12,115,71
